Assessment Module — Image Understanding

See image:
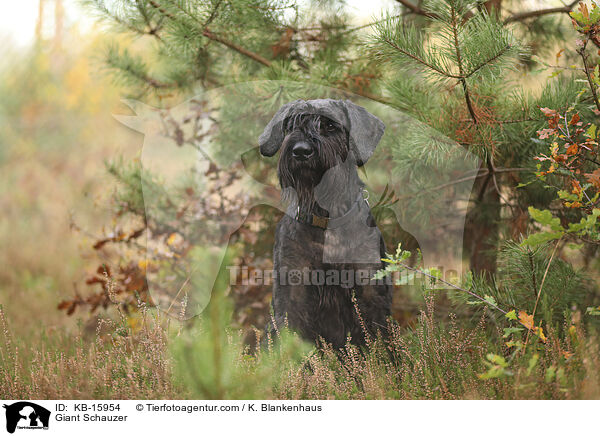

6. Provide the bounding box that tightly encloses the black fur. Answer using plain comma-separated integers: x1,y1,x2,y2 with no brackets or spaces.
263,103,392,348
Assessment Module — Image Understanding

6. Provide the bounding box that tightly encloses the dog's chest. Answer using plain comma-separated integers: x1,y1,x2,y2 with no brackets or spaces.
276,213,382,267
275,216,327,269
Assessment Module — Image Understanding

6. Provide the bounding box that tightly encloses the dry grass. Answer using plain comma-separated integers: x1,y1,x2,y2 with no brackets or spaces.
0,304,182,399
2,293,599,399
172,296,600,400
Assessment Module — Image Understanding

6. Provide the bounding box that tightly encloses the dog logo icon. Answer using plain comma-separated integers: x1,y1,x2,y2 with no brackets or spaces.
2,402,50,433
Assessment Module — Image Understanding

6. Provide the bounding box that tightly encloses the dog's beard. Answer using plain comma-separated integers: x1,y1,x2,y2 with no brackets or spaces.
278,127,361,217
279,159,328,213
281,170,319,212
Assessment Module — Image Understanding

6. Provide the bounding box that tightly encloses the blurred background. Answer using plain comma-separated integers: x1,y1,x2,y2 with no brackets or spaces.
0,0,398,337
3,0,600,400
0,0,133,336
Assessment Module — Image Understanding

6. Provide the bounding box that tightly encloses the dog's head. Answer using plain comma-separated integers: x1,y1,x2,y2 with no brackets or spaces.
258,99,385,202
259,99,385,165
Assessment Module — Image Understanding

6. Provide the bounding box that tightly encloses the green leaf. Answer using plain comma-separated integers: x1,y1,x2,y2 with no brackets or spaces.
483,295,497,306
586,306,600,316
505,340,523,349
528,207,563,231
486,353,507,367
505,310,517,320
557,190,579,202
478,353,512,380
567,209,600,235
517,180,536,188
522,230,564,247
586,124,597,139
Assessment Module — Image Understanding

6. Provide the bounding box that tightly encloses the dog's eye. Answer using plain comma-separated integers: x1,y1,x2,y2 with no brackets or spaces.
321,120,339,134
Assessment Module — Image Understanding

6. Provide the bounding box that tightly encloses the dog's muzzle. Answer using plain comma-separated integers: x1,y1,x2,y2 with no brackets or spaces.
291,141,314,161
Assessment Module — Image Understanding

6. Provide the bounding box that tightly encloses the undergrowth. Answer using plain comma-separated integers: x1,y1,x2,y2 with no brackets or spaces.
2,292,598,400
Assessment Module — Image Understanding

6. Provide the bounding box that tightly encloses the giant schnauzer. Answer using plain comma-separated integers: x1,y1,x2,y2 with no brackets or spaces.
259,99,392,348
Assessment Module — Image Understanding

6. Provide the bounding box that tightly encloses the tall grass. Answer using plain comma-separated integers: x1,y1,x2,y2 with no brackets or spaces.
274,299,600,399
2,292,599,399
0,303,180,399
1,228,598,400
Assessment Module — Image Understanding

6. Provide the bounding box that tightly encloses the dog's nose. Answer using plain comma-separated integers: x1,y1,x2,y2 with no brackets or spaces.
292,142,314,160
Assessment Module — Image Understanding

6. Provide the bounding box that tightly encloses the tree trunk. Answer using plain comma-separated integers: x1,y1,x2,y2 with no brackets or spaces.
464,167,501,275
36,0,44,42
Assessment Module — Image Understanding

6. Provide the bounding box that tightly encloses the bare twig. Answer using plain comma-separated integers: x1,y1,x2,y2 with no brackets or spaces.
577,38,600,113
341,15,402,35
397,0,579,26
201,28,272,66
395,261,508,315
203,0,223,29
394,0,437,19
504,0,580,24
394,167,530,201
165,264,200,316
527,247,538,299
449,3,478,125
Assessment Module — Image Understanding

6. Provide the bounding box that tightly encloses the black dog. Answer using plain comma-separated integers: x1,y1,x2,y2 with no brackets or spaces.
259,99,392,348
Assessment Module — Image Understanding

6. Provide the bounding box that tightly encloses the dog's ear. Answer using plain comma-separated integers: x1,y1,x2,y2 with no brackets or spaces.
342,100,385,166
259,100,302,157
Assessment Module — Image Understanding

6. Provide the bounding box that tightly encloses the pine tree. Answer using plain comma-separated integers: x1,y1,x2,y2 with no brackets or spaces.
77,1,598,330
368,0,589,274
85,0,587,274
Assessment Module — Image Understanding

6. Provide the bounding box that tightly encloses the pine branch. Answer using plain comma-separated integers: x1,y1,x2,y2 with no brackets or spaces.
449,3,478,125
86,0,162,39
144,0,389,103
342,15,401,35
135,0,163,40
205,27,389,102
147,1,271,65
504,0,579,24
105,45,173,89
345,88,390,104
378,34,458,78
147,0,173,18
203,0,222,29
396,167,531,200
527,248,538,299
460,78,478,124
201,28,272,66
465,43,511,78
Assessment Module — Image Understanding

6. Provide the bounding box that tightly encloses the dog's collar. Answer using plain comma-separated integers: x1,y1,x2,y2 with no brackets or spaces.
292,192,368,229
